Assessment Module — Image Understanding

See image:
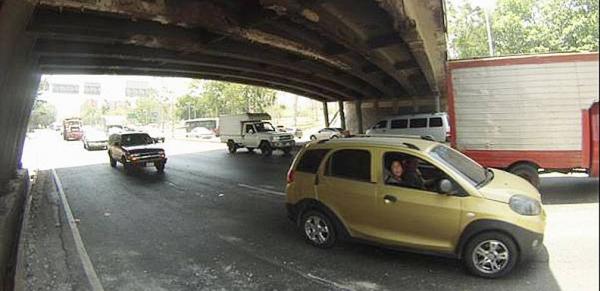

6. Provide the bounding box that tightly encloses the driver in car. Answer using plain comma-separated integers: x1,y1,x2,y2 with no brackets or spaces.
385,159,425,189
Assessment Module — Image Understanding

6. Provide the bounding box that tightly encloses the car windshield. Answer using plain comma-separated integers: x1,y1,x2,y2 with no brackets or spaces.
255,122,275,132
121,134,154,146
429,145,488,187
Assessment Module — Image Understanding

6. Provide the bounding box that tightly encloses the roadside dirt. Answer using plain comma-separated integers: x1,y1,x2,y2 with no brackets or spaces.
21,170,87,291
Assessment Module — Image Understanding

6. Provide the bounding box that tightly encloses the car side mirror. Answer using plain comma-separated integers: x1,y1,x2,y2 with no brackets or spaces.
438,179,454,194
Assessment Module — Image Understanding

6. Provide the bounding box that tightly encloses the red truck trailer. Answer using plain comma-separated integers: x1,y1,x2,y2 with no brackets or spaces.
62,117,83,141
447,52,599,188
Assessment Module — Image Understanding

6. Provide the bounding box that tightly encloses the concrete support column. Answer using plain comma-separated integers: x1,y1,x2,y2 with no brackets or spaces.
355,100,363,134
0,0,39,186
322,101,329,127
338,101,346,130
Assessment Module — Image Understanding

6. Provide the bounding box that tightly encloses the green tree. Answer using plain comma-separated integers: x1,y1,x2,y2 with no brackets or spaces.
448,0,599,59
28,100,56,129
80,99,102,126
175,80,278,120
131,95,162,125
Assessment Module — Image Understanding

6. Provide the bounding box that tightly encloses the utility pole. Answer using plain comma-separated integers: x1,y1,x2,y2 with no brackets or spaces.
483,8,495,56
186,102,191,120
293,95,298,127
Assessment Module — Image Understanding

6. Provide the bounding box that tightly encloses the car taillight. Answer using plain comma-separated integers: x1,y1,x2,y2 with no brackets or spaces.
287,169,295,183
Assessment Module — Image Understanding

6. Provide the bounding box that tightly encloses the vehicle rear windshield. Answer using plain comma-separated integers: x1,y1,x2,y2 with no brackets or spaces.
429,145,486,186
296,149,330,173
429,117,443,127
121,134,154,146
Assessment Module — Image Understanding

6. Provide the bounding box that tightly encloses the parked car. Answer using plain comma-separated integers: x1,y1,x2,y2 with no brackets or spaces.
285,136,545,278
365,112,450,143
82,130,108,150
309,127,349,141
188,127,215,139
276,126,303,139
219,113,295,156
147,127,166,143
108,132,167,174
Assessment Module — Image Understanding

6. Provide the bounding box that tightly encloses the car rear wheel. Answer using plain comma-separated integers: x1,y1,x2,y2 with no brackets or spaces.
463,231,518,278
309,135,317,141
301,210,336,248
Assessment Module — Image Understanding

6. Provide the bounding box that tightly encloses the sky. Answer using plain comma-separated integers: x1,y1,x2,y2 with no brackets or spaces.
40,74,315,120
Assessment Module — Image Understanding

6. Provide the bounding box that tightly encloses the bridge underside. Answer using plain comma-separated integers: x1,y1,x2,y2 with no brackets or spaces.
32,0,447,102
0,0,447,184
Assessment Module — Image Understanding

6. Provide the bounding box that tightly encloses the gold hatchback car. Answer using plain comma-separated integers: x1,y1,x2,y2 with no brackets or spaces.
285,136,545,278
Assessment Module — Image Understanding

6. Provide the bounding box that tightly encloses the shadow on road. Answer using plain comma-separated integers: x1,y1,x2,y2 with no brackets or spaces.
540,177,599,205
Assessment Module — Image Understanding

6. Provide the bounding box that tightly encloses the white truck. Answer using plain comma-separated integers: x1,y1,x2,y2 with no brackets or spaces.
219,113,295,156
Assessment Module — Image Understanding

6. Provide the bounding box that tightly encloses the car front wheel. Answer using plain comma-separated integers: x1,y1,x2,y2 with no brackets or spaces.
109,154,117,167
301,210,336,248
463,231,519,278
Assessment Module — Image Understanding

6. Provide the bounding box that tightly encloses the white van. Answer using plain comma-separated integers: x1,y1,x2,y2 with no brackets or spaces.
365,112,450,142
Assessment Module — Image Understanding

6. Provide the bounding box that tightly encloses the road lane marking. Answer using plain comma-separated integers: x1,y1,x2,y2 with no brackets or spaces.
237,183,285,196
51,169,104,291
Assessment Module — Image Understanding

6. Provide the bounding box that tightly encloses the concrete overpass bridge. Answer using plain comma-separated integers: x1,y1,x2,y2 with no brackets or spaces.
0,0,447,185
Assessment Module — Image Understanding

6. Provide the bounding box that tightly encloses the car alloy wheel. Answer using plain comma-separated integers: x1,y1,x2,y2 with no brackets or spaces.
471,240,510,274
304,215,330,245
301,210,337,248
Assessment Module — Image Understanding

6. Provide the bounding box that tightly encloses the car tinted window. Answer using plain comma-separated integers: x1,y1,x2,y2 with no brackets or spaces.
326,149,371,182
121,134,154,146
296,149,330,173
390,119,408,129
429,117,443,127
373,120,388,129
409,118,427,128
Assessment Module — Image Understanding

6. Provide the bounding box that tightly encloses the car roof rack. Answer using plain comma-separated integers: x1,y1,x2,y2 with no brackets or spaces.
358,134,435,141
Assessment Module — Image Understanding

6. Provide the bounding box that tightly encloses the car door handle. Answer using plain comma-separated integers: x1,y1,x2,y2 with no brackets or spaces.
383,195,397,204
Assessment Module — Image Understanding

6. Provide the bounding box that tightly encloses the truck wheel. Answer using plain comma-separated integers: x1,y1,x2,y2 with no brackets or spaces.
463,231,519,278
227,140,237,154
155,162,165,173
260,142,272,157
282,147,292,155
121,157,133,174
508,163,540,189
109,155,117,167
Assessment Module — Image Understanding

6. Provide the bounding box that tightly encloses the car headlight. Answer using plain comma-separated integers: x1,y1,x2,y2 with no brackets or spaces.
509,195,541,216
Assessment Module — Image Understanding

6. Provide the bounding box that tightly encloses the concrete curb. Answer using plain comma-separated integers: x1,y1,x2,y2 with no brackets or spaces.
0,169,29,291
12,171,34,291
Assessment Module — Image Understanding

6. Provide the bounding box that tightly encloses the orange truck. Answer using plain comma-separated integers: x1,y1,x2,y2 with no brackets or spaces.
447,52,599,188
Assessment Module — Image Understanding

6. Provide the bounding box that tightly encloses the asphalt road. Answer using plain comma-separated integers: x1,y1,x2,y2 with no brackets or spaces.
24,131,599,291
